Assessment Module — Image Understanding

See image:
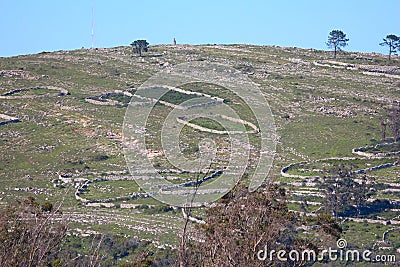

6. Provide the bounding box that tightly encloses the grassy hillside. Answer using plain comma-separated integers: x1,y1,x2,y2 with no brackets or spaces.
1,44,399,264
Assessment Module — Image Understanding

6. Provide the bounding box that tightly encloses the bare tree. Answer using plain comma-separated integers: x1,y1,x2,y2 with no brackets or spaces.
178,162,213,267
182,184,339,266
380,34,399,60
0,197,67,267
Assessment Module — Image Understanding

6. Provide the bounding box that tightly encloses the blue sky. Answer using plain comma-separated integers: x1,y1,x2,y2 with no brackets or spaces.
1,0,399,57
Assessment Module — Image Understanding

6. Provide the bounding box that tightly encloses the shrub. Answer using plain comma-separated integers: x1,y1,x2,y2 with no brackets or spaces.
0,197,67,266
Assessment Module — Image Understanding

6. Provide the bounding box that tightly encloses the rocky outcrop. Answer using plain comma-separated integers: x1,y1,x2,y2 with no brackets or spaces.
84,90,131,106
313,60,400,79
0,69,40,80
281,142,399,179
353,161,398,174
177,114,259,135
0,86,69,99
0,114,21,125
352,142,400,158
74,170,223,204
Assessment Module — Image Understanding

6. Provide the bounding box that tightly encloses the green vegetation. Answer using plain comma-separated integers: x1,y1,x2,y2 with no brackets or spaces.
102,93,131,105
6,87,60,96
189,117,225,131
83,180,139,201
286,158,396,176
159,90,197,105
0,44,399,266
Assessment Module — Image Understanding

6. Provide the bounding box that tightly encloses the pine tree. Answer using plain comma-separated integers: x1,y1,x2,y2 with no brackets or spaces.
326,30,349,59
130,40,149,56
380,34,399,60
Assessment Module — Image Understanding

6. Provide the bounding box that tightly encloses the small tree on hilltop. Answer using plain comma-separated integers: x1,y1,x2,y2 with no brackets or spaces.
130,40,149,56
183,184,341,266
326,30,349,59
380,34,399,60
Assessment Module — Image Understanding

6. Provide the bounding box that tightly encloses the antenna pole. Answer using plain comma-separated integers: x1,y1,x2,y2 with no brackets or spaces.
91,0,94,49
